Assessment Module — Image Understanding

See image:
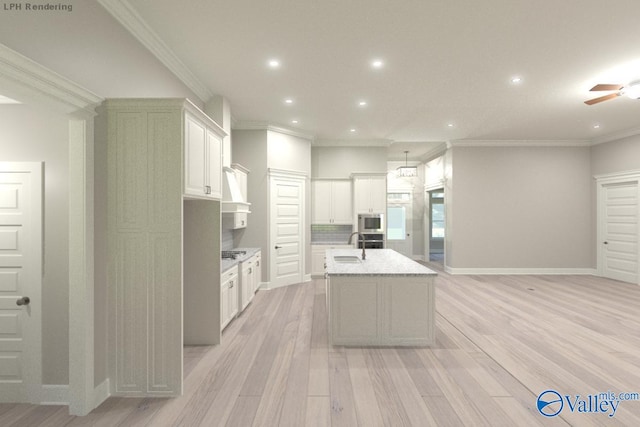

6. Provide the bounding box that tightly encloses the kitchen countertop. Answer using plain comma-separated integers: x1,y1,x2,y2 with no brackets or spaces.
311,242,354,246
325,249,437,277
221,247,261,273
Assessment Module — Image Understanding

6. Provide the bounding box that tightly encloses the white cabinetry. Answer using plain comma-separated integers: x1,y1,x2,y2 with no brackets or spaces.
353,175,387,214
222,164,251,229
239,251,262,311
311,245,353,277
312,180,352,224
103,98,225,397
221,266,239,330
184,112,225,200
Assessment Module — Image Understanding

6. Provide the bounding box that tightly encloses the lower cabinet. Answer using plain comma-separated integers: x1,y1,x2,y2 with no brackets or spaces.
221,266,239,331
239,250,262,311
311,245,353,277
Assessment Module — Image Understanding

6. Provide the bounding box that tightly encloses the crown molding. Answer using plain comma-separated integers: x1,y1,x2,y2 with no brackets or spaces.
0,43,102,116
449,140,591,147
233,121,315,140
97,0,212,103
312,139,392,147
590,126,640,146
419,142,448,162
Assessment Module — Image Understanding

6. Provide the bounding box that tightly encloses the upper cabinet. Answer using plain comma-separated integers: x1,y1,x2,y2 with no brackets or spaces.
353,174,387,214
312,179,352,224
184,110,225,200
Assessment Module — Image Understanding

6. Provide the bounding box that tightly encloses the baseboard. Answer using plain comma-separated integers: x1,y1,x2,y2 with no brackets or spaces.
444,266,598,275
303,274,312,282
93,378,110,411
41,384,69,405
412,255,426,261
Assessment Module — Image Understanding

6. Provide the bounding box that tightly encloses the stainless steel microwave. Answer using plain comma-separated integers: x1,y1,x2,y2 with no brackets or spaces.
358,213,384,233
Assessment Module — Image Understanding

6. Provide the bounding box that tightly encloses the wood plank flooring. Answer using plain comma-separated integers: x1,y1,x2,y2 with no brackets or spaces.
4,263,640,426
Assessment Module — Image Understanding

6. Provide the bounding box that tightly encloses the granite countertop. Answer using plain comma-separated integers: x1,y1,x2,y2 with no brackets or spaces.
221,247,261,273
311,242,354,246
325,249,437,277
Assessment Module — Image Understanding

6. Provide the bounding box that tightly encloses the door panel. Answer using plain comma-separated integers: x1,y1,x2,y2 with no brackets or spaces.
270,176,304,288
602,182,638,284
0,164,42,403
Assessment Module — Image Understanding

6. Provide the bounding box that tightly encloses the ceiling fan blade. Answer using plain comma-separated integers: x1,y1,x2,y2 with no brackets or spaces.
584,93,620,105
590,84,623,91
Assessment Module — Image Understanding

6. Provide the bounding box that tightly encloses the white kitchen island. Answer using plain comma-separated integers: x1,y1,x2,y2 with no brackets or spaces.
325,249,437,346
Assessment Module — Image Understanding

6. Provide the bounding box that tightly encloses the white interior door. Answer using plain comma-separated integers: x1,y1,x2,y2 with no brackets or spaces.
270,174,304,288
600,181,639,284
386,192,413,257
0,162,42,402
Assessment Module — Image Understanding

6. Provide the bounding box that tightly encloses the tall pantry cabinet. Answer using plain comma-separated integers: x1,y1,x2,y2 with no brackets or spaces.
102,99,225,397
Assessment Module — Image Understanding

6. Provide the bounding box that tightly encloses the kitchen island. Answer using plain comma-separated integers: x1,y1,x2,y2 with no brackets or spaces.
325,249,437,346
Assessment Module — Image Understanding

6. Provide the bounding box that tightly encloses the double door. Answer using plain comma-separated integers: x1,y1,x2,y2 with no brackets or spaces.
353,176,387,214
312,180,352,224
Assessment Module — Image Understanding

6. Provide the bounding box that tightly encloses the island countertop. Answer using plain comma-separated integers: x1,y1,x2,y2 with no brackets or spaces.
325,249,437,277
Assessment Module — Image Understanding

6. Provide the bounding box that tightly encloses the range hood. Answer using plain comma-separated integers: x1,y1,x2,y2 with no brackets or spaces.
222,167,251,213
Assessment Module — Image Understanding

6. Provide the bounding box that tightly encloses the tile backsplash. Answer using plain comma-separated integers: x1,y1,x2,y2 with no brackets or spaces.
311,224,353,244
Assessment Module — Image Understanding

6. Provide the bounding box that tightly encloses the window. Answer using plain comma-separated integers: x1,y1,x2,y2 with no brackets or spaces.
387,206,406,240
431,192,444,238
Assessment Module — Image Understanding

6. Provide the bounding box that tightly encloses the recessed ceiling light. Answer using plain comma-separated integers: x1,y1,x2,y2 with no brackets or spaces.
358,100,367,107
291,120,299,124
371,59,384,69
350,128,356,133
447,123,454,128
268,59,280,68
284,98,293,104
511,76,522,84
593,124,600,129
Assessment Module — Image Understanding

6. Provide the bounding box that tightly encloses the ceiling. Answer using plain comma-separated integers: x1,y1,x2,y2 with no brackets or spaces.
119,1,640,155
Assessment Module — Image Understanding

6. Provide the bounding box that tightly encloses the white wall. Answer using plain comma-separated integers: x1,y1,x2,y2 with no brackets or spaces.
311,146,387,178
448,145,592,270
232,129,312,279
0,1,202,105
0,104,69,385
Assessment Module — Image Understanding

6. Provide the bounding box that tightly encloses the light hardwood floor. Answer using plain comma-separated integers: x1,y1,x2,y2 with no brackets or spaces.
3,264,640,426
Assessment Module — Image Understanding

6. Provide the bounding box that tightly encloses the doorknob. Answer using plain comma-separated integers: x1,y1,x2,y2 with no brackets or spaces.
16,296,30,306
274,245,282,249
603,241,609,245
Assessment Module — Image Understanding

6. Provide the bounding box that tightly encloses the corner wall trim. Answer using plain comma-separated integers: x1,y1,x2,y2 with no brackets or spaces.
93,379,110,411
444,267,597,275
41,385,69,406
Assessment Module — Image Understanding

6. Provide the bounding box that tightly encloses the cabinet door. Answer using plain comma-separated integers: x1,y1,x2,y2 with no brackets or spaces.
206,128,222,199
311,248,326,277
369,176,387,213
221,279,230,329
253,254,262,293
241,264,251,311
331,181,353,224
353,178,372,214
229,278,238,319
234,212,247,229
312,180,333,224
184,114,207,197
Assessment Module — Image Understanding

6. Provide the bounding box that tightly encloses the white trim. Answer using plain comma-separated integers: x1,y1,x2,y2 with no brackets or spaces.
595,171,640,284
303,274,312,283
412,255,426,262
312,138,392,147
424,180,445,192
444,267,597,275
41,385,69,405
449,140,591,147
0,43,101,114
419,142,448,163
591,126,640,146
93,379,110,410
268,167,309,178
0,42,102,416
234,121,315,140
97,0,212,102
350,172,388,178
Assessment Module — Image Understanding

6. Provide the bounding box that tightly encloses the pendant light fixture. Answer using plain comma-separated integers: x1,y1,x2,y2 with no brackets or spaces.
396,150,417,177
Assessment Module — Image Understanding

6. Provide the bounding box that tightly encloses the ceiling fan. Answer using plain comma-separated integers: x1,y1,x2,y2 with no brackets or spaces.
584,81,640,105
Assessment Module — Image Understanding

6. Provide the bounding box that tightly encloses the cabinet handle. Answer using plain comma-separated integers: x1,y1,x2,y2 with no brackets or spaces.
229,280,234,288
256,261,260,267
249,268,252,274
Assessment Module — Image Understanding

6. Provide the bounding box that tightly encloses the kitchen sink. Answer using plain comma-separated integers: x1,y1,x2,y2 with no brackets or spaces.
333,255,361,263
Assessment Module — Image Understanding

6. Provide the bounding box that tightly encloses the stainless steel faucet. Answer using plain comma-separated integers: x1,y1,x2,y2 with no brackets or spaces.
348,232,366,260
